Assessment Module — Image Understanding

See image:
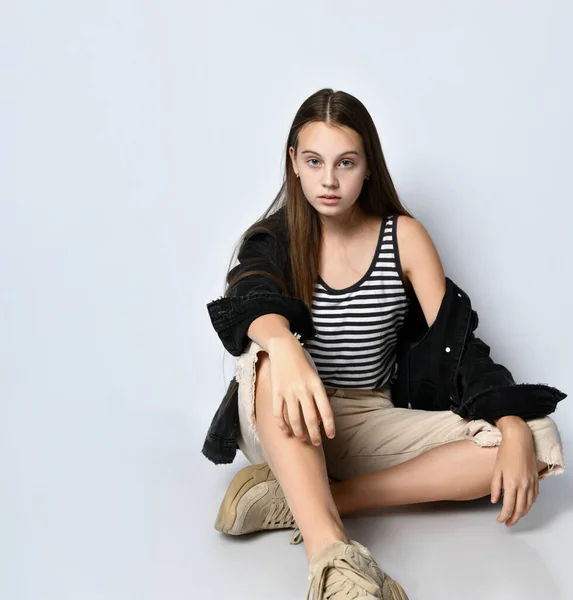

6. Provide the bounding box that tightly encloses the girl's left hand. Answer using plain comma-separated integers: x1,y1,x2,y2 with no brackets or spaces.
490,424,539,527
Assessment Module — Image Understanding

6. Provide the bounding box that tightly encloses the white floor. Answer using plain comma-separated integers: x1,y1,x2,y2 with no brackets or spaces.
3,436,571,599
198,451,573,600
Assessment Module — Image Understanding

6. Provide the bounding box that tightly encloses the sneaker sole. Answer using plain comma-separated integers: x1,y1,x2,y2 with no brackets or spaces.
214,463,273,534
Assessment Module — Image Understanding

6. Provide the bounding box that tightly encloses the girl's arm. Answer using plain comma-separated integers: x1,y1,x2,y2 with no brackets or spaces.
207,231,316,357
247,313,295,354
396,215,447,328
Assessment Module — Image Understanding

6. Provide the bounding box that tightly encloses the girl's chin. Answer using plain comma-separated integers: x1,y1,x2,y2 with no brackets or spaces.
316,202,350,212
314,199,344,209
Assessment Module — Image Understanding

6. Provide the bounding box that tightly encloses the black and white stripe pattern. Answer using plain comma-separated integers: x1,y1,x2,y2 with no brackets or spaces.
305,214,410,389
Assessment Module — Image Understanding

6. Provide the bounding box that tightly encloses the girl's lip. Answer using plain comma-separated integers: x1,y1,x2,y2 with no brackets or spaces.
320,196,340,199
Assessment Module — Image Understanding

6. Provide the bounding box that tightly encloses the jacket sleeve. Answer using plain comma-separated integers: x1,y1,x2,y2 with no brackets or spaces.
454,333,567,423
206,232,316,357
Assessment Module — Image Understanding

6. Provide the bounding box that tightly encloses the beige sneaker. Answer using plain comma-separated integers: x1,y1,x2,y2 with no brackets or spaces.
214,463,297,537
306,539,409,600
214,463,336,545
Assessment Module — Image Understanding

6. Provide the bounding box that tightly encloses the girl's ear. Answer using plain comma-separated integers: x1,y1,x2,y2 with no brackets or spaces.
288,146,297,173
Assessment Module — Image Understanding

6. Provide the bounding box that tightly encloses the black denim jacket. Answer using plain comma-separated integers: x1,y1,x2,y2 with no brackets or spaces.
202,211,567,465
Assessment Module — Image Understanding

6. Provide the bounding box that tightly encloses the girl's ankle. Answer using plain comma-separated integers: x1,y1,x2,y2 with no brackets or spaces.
305,530,351,562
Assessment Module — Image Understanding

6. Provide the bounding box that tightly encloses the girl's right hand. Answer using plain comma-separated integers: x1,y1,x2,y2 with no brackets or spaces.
266,336,336,446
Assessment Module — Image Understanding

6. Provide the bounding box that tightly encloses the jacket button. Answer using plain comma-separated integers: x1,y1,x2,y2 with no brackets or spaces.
457,293,462,297
445,347,451,352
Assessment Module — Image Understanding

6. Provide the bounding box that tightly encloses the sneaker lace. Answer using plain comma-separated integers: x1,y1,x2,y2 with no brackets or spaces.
306,552,381,599
263,498,295,529
290,526,303,545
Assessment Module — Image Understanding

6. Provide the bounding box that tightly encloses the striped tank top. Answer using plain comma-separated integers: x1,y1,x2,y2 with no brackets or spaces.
304,214,411,390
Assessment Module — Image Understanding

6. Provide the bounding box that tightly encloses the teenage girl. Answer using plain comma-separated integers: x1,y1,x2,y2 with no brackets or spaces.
210,88,565,600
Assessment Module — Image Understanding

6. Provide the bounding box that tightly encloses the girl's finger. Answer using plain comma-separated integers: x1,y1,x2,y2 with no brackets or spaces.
490,470,502,504
507,487,527,526
498,486,516,523
313,386,336,440
282,402,292,436
272,395,289,433
522,488,536,519
285,398,305,439
299,396,322,446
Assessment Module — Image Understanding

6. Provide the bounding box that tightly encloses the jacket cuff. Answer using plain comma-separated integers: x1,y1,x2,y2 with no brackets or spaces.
458,383,567,424
207,292,316,357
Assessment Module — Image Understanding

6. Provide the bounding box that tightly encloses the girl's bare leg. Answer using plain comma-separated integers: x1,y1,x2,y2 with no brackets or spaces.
253,352,349,562
329,440,547,516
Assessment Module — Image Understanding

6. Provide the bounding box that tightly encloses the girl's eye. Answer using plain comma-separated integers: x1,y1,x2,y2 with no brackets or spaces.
307,159,354,167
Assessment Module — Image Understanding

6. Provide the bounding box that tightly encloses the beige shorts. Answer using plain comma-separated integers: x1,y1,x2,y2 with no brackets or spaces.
236,339,565,482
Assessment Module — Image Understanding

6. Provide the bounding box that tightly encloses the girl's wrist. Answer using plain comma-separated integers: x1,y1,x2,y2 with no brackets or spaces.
267,333,302,357
495,415,528,434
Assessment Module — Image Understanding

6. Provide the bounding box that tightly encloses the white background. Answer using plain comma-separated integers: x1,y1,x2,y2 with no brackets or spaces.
1,1,571,598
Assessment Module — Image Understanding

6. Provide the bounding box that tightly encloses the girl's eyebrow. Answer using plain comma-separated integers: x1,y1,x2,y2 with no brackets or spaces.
301,150,360,158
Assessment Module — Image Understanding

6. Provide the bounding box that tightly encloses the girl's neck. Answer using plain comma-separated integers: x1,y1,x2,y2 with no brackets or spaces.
319,207,375,243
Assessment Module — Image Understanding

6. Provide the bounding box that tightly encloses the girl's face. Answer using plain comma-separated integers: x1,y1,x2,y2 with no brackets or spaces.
289,121,370,220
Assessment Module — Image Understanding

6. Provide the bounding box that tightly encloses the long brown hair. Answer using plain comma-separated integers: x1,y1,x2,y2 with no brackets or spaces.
222,88,415,311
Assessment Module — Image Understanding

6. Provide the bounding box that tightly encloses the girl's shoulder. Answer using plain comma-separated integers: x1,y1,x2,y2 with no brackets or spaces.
395,214,443,293
237,207,288,266
395,214,427,246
